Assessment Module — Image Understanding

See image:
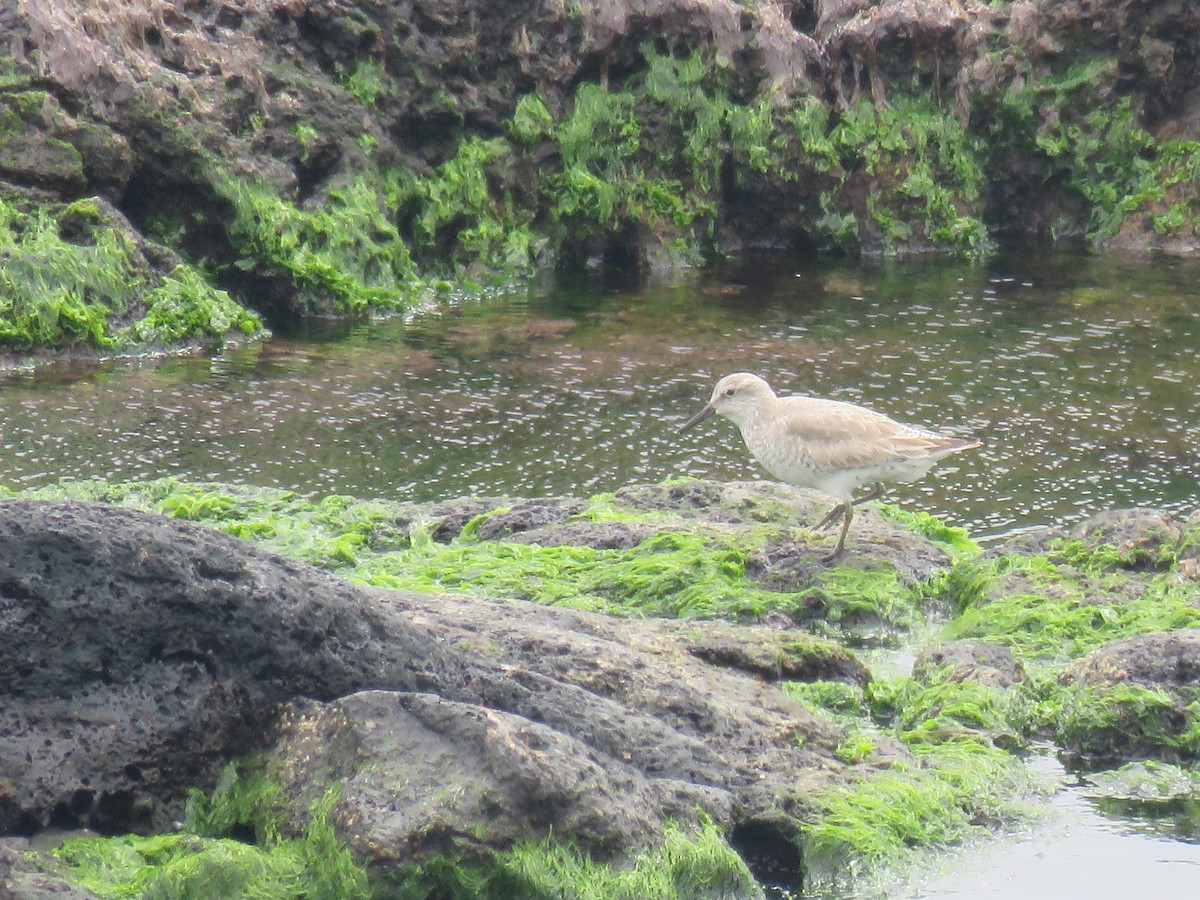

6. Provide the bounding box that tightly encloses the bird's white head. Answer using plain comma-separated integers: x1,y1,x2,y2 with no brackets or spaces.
680,372,776,432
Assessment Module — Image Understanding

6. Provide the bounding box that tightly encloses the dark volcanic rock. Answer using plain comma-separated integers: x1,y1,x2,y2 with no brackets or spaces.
272,690,711,866
0,499,437,835
471,497,587,540
0,498,886,883
0,838,98,899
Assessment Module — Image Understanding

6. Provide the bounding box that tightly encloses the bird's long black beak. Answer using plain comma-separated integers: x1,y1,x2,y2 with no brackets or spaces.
679,404,715,432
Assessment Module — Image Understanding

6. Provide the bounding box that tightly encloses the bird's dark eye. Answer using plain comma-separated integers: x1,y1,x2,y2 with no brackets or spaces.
724,388,736,397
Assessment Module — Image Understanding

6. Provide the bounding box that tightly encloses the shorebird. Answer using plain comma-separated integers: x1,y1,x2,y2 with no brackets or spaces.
680,372,979,560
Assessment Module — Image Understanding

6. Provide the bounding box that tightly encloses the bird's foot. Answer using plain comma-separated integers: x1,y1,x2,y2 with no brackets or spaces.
814,507,843,531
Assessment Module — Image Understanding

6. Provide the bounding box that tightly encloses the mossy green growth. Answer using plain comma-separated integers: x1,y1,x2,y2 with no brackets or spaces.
0,195,260,349
54,765,369,900
1056,683,1200,762
795,671,1043,888
24,478,942,634
410,136,542,274
55,761,754,900
1136,139,1200,242
878,504,979,561
802,739,1033,888
940,553,1200,660
823,97,992,256
888,672,1023,748
340,59,392,107
217,172,423,315
1049,535,1177,572
382,818,761,900
782,679,867,719
783,679,879,763
980,57,1200,244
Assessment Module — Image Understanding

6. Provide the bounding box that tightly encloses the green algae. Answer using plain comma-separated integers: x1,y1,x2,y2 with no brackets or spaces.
55,767,368,900
8,44,1200,356
782,679,867,719
781,680,879,762
13,477,1046,896
1056,684,1200,762
56,760,755,900
340,59,392,107
382,819,761,900
941,553,1200,660
784,672,1041,887
890,674,1020,747
217,172,423,315
822,96,992,256
0,196,259,350
878,505,979,561
1051,535,1178,572
16,478,942,633
802,739,1034,889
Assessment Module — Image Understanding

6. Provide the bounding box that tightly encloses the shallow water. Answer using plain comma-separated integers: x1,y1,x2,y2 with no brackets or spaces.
788,752,1200,900
2,250,1200,895
2,249,1197,540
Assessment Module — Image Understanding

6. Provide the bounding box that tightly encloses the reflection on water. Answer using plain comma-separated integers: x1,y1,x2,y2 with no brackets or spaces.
1,250,1198,538
824,752,1200,900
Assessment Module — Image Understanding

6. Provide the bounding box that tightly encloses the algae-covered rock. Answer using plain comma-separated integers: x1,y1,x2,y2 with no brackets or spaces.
1,0,1199,363
0,492,911,893
912,639,1026,688
1053,625,1200,763
1062,631,1200,692
1067,508,1183,570
26,479,1198,897
0,838,99,899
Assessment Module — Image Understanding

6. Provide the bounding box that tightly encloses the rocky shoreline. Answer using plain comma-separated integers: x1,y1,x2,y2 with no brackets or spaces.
1,479,1197,897
3,1,1200,356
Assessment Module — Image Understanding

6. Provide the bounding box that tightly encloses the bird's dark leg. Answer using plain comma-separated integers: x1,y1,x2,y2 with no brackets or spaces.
821,502,853,562
814,503,844,531
814,484,881,531
853,483,882,505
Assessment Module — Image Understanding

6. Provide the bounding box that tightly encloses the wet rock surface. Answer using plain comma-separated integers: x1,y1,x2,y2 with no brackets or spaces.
1069,508,1183,570
1,0,1198,332
0,838,98,899
1063,631,1200,690
913,639,1027,688
2,488,1198,896
0,496,896,887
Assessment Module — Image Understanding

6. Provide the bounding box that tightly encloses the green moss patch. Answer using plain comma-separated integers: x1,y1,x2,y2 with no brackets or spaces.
55,761,756,900
802,739,1034,890
782,671,1043,887
940,553,1200,661
55,768,368,900
381,819,760,900
15,478,950,635
0,195,260,350
1056,684,1200,763
218,172,423,316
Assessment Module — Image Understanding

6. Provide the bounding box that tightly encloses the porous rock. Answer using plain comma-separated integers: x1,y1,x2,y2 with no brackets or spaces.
0,498,888,886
